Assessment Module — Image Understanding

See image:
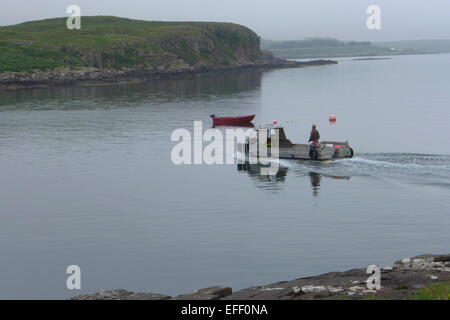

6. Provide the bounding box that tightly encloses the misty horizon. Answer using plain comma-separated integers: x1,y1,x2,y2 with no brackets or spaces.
1,0,450,42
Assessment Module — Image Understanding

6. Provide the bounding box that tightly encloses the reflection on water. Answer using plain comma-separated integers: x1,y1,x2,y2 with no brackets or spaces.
237,162,351,196
0,70,264,110
238,163,288,191
308,171,321,197
308,171,351,197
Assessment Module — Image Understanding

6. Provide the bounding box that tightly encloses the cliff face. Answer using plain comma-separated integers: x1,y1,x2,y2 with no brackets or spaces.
154,24,264,68
66,23,267,71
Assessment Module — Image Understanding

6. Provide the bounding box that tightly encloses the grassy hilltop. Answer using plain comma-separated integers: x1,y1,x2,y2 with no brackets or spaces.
0,16,265,73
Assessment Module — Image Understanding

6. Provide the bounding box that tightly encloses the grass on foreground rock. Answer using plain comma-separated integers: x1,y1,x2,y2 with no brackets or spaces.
330,281,450,300
410,281,450,300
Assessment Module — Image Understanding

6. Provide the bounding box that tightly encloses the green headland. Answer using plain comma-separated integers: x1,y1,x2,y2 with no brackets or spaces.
0,16,266,73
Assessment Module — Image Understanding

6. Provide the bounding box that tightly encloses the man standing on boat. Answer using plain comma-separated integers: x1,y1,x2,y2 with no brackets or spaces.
309,124,320,143
308,124,320,160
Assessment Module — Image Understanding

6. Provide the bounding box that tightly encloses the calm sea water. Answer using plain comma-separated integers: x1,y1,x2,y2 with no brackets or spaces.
0,54,449,299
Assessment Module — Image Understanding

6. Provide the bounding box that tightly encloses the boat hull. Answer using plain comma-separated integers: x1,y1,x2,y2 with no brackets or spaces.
212,114,255,126
239,143,354,162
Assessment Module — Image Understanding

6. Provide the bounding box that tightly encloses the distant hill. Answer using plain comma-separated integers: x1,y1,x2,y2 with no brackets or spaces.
374,39,450,54
261,37,415,59
0,16,269,74
261,38,373,50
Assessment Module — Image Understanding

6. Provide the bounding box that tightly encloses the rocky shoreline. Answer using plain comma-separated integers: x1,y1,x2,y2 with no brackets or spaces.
0,59,337,90
72,253,449,300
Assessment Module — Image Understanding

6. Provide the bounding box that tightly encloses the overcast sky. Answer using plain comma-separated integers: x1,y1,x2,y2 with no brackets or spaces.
1,0,450,41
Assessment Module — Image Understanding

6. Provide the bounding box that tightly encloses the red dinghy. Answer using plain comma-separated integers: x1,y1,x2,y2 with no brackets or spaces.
211,114,255,126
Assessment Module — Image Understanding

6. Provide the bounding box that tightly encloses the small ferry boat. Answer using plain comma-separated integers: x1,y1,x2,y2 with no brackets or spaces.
240,125,354,161
211,114,255,126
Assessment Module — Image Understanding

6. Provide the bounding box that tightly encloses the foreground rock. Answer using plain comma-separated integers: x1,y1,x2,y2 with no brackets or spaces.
176,286,232,300
71,289,171,300
72,254,449,300
226,254,450,300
